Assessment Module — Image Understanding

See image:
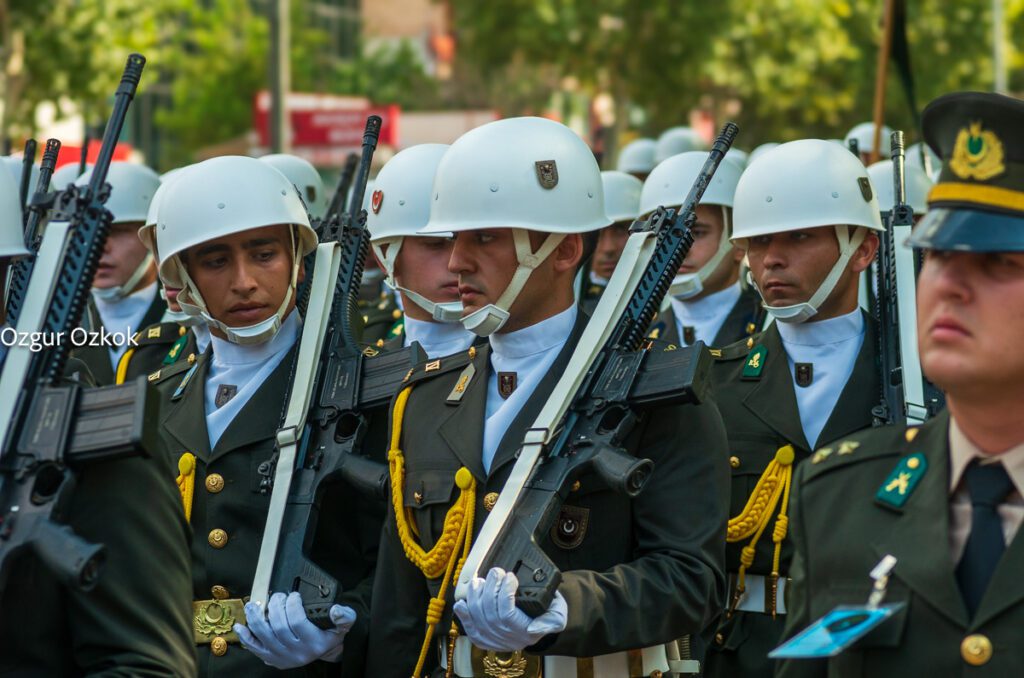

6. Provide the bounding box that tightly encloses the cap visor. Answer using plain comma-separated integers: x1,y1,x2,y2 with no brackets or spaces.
909,207,1024,252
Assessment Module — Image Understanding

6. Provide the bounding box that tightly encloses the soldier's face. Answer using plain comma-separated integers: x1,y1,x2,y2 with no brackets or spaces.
918,249,1024,396
592,222,630,280
448,228,582,332
183,224,302,331
678,205,742,297
389,236,459,322
94,221,154,290
744,225,876,319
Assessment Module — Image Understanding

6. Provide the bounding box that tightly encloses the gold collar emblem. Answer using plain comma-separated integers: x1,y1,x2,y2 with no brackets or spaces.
950,121,1006,181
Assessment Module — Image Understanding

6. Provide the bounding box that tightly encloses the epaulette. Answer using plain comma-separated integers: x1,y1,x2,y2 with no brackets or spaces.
386,318,404,339
146,352,198,386
801,424,918,483
401,345,476,388
132,321,185,348
712,332,766,361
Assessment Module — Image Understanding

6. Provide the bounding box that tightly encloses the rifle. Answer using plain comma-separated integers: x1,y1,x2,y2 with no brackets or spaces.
250,116,426,626
77,131,90,178
871,130,943,426
325,152,358,226
455,123,739,615
0,54,155,595
847,138,860,158
19,139,37,224
7,139,61,328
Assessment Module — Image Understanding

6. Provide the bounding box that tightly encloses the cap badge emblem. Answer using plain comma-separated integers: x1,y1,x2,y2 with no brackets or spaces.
950,121,1006,181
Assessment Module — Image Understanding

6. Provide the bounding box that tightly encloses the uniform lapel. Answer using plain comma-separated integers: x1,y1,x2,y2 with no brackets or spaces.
817,312,879,444
741,324,811,451
654,305,681,345
712,287,760,347
436,347,488,481
139,287,167,330
870,412,969,628
208,346,297,463
488,313,588,478
163,356,213,460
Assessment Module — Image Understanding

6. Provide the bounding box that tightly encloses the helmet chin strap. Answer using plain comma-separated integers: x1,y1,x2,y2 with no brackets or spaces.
92,252,155,302
159,287,204,327
751,225,867,324
175,228,301,345
670,207,733,300
461,229,565,337
373,237,464,323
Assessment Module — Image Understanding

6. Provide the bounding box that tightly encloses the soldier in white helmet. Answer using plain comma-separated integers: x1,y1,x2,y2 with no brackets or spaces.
49,162,88,193
367,116,728,678
906,140,941,181
703,140,884,677
260,153,330,220
615,137,657,180
365,143,474,357
748,142,780,167
69,162,165,384
867,159,934,223
654,126,708,164
1,154,39,200
0,159,34,364
845,121,895,164
580,170,642,314
147,156,373,677
642,153,764,348
116,165,212,384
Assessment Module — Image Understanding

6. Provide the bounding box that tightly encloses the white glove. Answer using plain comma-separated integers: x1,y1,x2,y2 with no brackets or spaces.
235,592,356,669
453,567,568,652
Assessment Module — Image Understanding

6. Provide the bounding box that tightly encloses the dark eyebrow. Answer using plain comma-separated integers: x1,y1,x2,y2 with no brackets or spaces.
194,243,230,258
242,238,281,249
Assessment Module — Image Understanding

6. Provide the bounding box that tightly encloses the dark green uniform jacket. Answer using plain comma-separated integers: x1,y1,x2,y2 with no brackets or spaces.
116,321,199,385
0,362,196,676
779,410,1023,677
704,315,879,678
359,291,401,348
367,313,730,676
73,292,166,386
151,343,381,677
647,286,764,348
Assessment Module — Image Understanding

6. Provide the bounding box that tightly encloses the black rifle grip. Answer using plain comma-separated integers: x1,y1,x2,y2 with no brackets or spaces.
41,139,61,169
362,115,382,147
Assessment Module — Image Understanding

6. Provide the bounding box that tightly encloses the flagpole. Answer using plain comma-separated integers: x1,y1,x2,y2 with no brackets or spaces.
871,0,897,164
994,0,1007,93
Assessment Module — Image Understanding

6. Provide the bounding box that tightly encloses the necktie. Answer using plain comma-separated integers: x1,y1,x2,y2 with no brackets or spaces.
955,459,1015,617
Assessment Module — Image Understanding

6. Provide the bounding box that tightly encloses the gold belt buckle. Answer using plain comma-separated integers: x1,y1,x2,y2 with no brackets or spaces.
470,646,543,678
192,597,247,645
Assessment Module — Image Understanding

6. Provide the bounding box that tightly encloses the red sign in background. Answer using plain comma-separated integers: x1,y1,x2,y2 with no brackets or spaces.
253,91,399,150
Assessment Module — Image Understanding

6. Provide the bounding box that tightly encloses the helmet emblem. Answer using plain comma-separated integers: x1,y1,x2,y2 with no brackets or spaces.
857,177,873,202
371,189,384,214
535,160,559,189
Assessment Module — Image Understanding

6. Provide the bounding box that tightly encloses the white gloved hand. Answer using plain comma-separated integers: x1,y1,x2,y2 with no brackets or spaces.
453,567,568,652
235,592,356,669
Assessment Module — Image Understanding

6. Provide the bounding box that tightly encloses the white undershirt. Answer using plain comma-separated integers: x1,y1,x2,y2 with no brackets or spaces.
482,304,577,474
92,281,159,369
776,309,865,448
671,281,742,346
204,312,300,449
403,316,475,359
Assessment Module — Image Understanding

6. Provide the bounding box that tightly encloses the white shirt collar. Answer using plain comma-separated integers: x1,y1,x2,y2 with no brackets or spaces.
589,271,609,287
490,304,578,360
92,281,158,327
672,281,741,323
776,308,864,347
403,316,475,358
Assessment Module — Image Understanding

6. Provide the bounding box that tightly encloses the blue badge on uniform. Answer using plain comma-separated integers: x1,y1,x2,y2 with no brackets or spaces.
875,453,927,509
172,363,200,401
768,603,905,658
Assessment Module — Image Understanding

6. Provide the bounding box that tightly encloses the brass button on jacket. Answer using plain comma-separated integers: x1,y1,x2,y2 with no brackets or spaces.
205,473,225,493
961,634,992,666
208,529,228,548
210,636,228,656
210,585,229,600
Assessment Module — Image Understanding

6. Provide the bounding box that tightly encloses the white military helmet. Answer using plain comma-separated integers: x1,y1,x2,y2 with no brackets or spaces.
748,143,779,166
366,144,461,322
76,162,161,224
615,138,657,176
260,153,328,219
725,148,749,169
421,116,609,335
2,156,39,198
654,127,706,164
906,142,941,182
867,160,934,216
76,162,161,302
845,121,894,155
733,139,883,323
155,155,316,345
0,167,28,258
601,171,642,223
641,152,744,299
50,163,88,192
